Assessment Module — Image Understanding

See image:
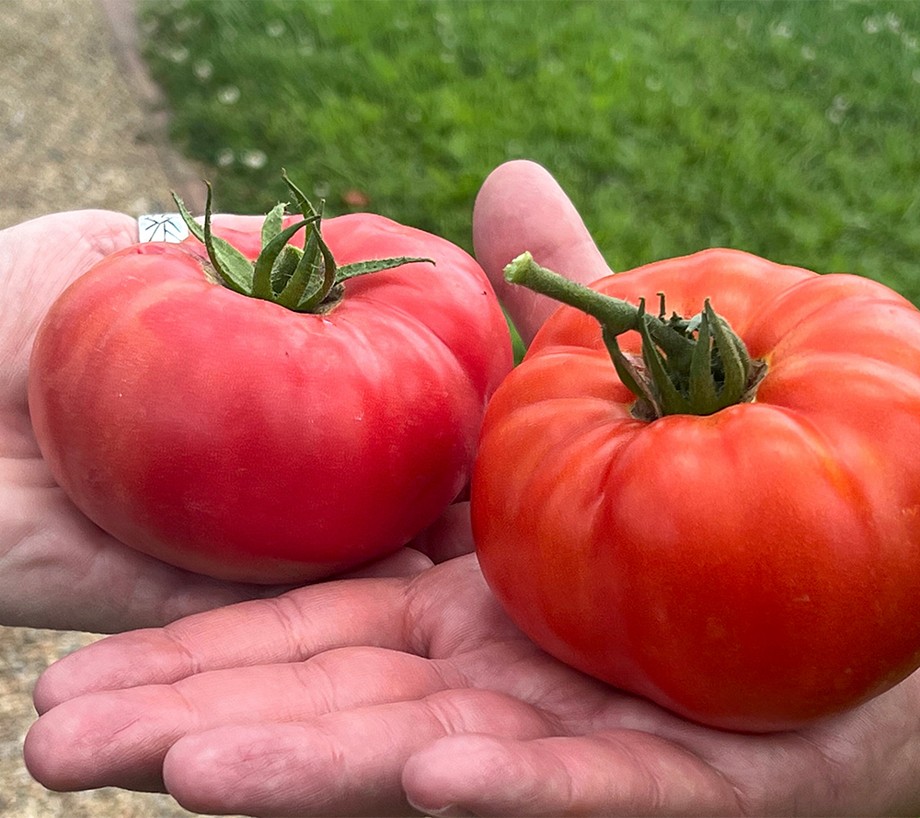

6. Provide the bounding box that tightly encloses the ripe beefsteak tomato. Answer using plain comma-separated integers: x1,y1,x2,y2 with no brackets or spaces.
472,248,920,732
29,179,512,583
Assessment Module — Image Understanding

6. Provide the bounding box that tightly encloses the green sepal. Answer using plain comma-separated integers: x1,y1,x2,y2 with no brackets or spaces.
687,307,719,411
295,222,339,311
604,329,658,418
271,245,305,295
261,202,287,248
275,244,320,309
706,299,749,406
252,216,317,300
636,301,691,416
281,169,321,220
276,171,336,310
336,256,433,282
503,252,765,420
173,188,253,294
173,173,434,314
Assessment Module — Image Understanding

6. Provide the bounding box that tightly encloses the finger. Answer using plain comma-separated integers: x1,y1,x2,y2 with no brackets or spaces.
162,689,557,817
34,555,489,711
33,574,414,711
26,646,450,793
472,160,611,344
403,730,741,817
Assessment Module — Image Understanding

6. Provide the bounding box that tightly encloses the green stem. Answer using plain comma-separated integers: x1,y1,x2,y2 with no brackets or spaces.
172,173,434,314
505,253,693,361
505,253,640,333
503,252,764,418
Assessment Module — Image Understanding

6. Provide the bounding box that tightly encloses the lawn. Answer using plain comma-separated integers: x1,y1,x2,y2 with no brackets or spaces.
140,0,920,303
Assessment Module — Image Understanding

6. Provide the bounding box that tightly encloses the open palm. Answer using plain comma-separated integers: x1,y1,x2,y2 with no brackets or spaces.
24,546,920,816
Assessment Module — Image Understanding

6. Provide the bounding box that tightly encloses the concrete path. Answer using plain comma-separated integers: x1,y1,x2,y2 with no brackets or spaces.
0,1,223,816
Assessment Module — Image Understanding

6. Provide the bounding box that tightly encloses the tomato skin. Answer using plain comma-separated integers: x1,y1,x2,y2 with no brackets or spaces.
472,248,920,732
30,214,512,583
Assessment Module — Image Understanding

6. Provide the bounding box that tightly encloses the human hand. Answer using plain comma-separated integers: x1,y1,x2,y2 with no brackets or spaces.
0,211,429,632
24,549,920,816
24,162,920,816
472,159,612,344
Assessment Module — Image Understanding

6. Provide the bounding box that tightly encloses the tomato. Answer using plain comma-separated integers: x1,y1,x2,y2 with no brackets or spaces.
472,248,920,732
29,186,512,583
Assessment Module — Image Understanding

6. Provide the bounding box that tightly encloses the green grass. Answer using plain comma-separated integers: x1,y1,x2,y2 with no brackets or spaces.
141,0,920,303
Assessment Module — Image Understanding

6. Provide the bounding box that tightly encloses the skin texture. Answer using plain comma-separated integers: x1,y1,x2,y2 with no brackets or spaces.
473,248,920,732
14,161,920,815
27,215,512,583
22,550,920,817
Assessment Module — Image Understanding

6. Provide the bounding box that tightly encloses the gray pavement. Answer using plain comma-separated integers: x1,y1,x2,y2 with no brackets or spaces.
0,1,221,816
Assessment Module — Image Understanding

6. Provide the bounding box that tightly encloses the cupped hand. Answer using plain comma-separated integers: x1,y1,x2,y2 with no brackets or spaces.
0,211,428,632
0,162,597,632
23,162,920,816
24,548,920,817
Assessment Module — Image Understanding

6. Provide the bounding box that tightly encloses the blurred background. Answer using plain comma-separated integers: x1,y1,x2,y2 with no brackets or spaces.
141,0,920,301
2,0,920,816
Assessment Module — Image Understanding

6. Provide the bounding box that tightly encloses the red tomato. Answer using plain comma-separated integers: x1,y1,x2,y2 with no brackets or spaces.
29,212,512,583
472,248,920,732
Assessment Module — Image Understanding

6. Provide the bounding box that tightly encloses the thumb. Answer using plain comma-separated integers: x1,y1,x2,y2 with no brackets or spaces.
472,160,611,345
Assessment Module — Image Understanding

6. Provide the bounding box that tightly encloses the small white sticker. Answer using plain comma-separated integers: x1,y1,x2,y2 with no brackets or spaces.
137,213,190,243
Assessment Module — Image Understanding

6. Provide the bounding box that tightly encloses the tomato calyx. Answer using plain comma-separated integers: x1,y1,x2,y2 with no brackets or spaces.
173,172,433,313
505,252,767,419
